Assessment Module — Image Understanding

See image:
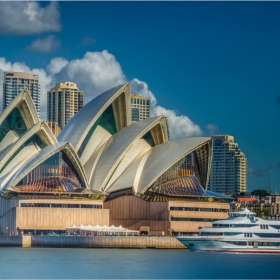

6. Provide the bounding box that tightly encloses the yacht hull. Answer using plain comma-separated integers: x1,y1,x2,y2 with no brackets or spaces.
177,237,280,253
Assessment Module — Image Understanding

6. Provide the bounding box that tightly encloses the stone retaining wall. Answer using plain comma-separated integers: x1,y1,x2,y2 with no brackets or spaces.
0,236,186,249
31,236,186,248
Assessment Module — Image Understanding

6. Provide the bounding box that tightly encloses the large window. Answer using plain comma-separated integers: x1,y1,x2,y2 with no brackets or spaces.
131,108,140,121
15,151,84,192
148,153,205,196
0,134,46,173
78,104,117,157
0,108,27,141
142,131,155,147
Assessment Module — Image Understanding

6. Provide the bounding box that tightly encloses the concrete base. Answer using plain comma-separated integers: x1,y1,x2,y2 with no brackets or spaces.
0,236,186,249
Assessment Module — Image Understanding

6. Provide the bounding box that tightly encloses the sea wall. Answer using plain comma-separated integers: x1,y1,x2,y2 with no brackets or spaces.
0,236,186,249
0,236,23,246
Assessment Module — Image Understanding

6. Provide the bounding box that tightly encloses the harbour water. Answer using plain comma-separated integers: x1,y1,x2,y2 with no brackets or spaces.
0,247,279,279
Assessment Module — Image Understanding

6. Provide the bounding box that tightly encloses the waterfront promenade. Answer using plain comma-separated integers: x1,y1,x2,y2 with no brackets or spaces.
0,235,186,249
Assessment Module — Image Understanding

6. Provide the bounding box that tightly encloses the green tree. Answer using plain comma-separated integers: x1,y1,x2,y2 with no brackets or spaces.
251,189,270,197
262,208,271,217
255,210,263,217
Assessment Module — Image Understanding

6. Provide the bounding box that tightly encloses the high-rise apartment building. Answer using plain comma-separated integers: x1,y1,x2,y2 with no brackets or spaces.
208,135,247,195
47,82,84,129
131,93,150,123
3,72,40,116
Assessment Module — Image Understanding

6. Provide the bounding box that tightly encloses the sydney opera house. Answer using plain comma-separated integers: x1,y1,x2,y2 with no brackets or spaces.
0,83,231,235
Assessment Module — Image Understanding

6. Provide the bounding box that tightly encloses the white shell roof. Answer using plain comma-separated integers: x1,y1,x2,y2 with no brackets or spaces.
2,142,89,191
0,89,39,128
137,137,211,194
109,137,212,195
108,156,144,192
90,116,165,191
0,121,57,169
58,83,129,150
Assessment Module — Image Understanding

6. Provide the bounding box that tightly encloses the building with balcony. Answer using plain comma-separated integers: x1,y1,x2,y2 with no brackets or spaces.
47,82,84,129
2,72,40,116
207,135,247,195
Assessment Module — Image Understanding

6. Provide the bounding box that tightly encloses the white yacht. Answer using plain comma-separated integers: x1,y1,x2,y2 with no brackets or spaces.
177,208,280,253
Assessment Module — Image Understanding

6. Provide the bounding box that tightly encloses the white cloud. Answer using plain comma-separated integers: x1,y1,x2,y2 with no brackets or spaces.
52,51,126,103
130,78,202,139
47,57,68,75
207,123,219,135
26,35,61,53
130,78,157,106
0,2,61,35
152,106,203,139
0,50,203,138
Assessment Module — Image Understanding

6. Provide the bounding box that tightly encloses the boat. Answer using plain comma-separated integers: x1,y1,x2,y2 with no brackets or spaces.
176,207,280,253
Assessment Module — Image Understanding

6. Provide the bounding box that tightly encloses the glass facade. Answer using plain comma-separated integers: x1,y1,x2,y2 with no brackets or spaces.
148,153,205,196
78,92,84,111
0,134,46,173
0,108,27,141
58,91,63,126
52,92,56,121
15,151,85,192
65,91,70,124
3,73,40,116
142,131,155,147
47,93,53,121
78,104,117,157
131,108,140,122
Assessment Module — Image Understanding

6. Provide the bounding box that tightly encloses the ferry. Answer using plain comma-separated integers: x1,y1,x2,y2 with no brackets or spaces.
176,208,280,253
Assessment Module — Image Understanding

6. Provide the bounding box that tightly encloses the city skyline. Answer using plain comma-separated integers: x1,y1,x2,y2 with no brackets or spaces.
0,2,279,191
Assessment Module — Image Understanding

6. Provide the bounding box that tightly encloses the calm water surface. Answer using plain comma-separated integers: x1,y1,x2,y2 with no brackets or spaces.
0,247,278,279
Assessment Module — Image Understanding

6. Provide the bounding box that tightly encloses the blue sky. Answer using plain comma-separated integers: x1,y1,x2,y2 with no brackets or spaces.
0,1,279,192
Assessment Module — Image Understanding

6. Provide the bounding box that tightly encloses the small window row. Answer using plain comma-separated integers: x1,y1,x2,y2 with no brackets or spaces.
170,207,227,212
20,203,102,209
260,225,268,229
171,217,218,222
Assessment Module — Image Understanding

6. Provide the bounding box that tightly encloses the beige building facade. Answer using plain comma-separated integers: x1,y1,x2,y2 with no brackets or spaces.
47,82,84,129
131,93,150,123
0,196,108,234
104,196,229,235
46,121,61,137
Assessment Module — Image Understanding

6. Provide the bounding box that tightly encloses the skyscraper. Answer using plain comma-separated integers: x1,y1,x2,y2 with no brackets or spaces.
3,72,40,116
208,135,247,195
47,82,84,129
131,93,150,123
